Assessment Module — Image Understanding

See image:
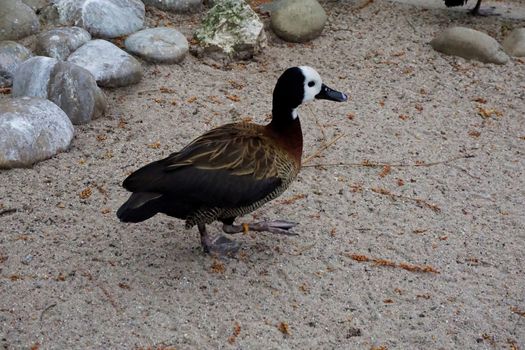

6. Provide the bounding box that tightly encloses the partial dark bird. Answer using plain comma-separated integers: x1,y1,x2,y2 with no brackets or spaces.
117,66,347,255
444,0,495,16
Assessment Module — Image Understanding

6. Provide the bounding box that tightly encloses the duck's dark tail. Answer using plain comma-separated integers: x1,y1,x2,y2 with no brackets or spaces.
116,192,162,223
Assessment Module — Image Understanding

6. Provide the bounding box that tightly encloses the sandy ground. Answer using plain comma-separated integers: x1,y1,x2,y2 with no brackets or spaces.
1,0,525,349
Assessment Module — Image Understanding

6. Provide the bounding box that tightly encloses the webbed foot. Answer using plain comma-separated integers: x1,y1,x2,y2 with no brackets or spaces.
199,224,240,257
222,220,298,236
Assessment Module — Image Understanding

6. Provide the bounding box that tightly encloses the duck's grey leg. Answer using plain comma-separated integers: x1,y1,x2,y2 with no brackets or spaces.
198,224,240,256
222,220,298,236
470,0,497,16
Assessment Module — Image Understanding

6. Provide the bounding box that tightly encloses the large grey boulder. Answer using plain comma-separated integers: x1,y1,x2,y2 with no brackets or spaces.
53,0,145,38
194,0,266,60
12,56,58,98
12,56,107,124
47,62,107,124
0,41,33,88
502,28,525,57
68,39,142,87
124,27,189,63
22,0,51,11
270,0,327,43
0,97,74,169
0,0,40,41
430,27,509,65
35,27,92,60
142,0,202,12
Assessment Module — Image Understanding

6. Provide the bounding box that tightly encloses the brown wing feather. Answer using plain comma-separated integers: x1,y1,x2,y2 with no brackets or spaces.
123,123,285,209
165,123,279,180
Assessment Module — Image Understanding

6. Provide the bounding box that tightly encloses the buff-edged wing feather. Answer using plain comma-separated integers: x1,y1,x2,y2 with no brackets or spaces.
122,123,285,209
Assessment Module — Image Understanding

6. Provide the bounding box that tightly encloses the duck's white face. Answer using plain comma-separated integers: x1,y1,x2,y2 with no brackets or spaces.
299,66,323,103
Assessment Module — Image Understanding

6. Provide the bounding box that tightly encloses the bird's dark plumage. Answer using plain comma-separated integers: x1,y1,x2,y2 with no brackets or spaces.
444,0,468,7
117,66,347,255
443,0,486,15
118,122,293,227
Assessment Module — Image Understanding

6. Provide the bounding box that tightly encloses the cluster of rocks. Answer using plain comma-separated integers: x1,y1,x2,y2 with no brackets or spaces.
430,26,525,64
3,0,522,169
0,0,329,169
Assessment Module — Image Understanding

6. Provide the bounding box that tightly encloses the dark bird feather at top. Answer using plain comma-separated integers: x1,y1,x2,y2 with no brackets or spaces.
443,0,492,16
117,66,347,256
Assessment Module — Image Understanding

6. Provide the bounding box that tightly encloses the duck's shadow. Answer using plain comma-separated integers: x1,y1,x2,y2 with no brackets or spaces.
120,221,284,270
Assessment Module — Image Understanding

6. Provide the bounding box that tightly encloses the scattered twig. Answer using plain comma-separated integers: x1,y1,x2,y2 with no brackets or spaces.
307,105,327,140
136,87,177,95
405,17,419,34
81,270,119,312
370,187,441,213
511,306,525,317
278,321,291,335
450,165,481,180
346,253,439,273
0,208,17,217
303,154,475,168
355,0,374,11
289,242,317,256
3,273,66,281
40,303,57,323
378,165,392,178
98,283,119,312
277,194,306,205
211,260,225,274
303,133,345,164
227,322,241,344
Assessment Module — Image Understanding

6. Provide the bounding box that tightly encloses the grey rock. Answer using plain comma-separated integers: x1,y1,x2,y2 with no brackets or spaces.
68,39,142,87
53,0,145,38
142,0,202,12
430,27,509,65
12,56,58,98
125,27,189,63
36,27,91,60
37,2,61,25
0,41,33,88
12,56,107,124
0,97,74,169
21,254,33,265
194,0,266,60
48,62,107,124
22,0,51,11
0,0,40,41
502,28,525,57
270,0,327,43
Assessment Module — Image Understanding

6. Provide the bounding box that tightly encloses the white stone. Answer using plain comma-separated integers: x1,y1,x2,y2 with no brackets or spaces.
53,0,145,38
12,56,59,98
47,62,107,124
0,41,33,87
0,0,40,41
12,56,107,124
142,0,202,12
430,27,509,65
125,27,189,63
194,0,266,60
0,97,74,169
36,27,92,60
22,0,51,11
502,28,525,57
270,0,327,43
68,39,142,87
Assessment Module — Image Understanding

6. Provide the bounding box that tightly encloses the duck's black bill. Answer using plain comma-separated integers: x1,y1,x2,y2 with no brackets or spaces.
315,84,348,102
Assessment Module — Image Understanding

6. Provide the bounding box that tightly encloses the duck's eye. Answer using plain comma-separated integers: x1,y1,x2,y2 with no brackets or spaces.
308,81,315,87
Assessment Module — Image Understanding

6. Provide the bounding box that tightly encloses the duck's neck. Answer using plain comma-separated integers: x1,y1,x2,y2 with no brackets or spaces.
267,108,303,165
